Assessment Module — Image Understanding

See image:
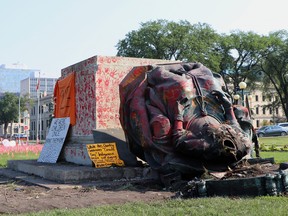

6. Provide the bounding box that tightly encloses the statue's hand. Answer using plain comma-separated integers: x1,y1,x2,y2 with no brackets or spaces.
211,90,231,109
174,97,189,121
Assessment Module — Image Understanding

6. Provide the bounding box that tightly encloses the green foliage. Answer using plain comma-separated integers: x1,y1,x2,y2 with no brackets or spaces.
258,137,288,154
259,144,288,152
0,92,19,125
116,20,221,72
116,20,268,91
116,20,288,120
0,92,32,137
260,30,288,121
219,31,269,94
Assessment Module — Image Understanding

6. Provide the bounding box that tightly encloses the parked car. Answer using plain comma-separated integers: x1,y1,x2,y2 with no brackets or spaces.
278,122,288,128
257,125,288,137
256,126,268,134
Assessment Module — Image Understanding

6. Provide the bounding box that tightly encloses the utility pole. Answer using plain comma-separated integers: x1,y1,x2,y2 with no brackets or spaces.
36,72,40,143
18,95,21,144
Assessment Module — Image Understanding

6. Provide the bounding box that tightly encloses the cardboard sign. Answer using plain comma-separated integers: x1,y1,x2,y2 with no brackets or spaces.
86,143,124,168
37,117,70,163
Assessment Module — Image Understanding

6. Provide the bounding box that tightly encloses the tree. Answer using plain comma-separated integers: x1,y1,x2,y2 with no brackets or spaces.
217,30,270,95
116,20,221,71
116,21,280,108
260,30,288,121
116,19,192,60
182,22,222,72
0,93,19,137
0,92,32,138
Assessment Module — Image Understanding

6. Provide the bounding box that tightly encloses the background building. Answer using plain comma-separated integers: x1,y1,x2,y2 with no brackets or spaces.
0,63,57,140
20,77,57,99
0,63,39,94
248,89,285,128
29,94,54,140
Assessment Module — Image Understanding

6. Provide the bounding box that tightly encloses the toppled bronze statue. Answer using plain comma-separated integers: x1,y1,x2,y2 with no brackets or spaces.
119,62,256,184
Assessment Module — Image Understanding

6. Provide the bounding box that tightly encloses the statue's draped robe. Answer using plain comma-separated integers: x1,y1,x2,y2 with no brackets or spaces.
120,63,253,175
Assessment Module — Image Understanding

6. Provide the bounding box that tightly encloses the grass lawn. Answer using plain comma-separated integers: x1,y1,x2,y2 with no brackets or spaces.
0,152,40,167
259,136,288,146
0,144,42,167
259,151,288,163
20,196,288,216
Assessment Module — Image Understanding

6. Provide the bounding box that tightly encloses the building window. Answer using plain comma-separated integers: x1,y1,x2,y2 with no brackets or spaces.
269,108,272,115
263,108,266,115
276,108,279,115
256,107,259,115
256,120,260,128
262,95,265,102
255,95,258,102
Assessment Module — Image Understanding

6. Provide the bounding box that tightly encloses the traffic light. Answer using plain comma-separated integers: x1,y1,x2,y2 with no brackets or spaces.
48,102,54,112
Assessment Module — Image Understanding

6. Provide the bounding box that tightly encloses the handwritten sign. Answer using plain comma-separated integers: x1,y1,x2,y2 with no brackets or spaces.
37,117,70,163
86,143,125,168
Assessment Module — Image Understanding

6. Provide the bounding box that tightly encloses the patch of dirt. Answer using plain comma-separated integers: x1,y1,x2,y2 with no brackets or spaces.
0,176,173,215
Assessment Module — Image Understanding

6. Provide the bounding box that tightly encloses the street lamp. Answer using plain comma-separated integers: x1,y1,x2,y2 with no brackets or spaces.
271,93,275,124
239,81,247,106
18,95,21,144
233,94,240,105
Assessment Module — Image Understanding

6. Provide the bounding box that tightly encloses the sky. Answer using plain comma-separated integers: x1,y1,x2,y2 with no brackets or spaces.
1,0,288,78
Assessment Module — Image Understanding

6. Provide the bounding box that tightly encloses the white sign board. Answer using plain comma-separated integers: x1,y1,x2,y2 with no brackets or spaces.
37,117,70,163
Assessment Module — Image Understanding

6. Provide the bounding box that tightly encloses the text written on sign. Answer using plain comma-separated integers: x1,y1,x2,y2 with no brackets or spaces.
86,143,124,168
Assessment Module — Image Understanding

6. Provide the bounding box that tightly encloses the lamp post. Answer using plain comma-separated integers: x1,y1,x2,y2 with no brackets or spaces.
239,81,247,106
18,95,21,144
233,94,240,105
271,93,275,124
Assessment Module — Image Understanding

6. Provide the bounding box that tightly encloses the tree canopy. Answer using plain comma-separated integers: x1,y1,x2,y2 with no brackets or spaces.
218,30,270,93
116,20,221,71
260,30,288,120
116,19,288,121
0,92,32,137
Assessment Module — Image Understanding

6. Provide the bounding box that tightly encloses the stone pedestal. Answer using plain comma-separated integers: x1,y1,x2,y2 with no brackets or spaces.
59,55,175,166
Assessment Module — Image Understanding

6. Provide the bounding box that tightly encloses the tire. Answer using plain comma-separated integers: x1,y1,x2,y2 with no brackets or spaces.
258,133,264,137
280,132,287,136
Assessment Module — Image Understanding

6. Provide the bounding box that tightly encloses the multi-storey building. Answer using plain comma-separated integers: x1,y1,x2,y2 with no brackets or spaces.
0,63,39,94
29,94,54,141
0,63,57,139
20,77,57,140
248,90,286,128
20,77,57,99
236,89,285,129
